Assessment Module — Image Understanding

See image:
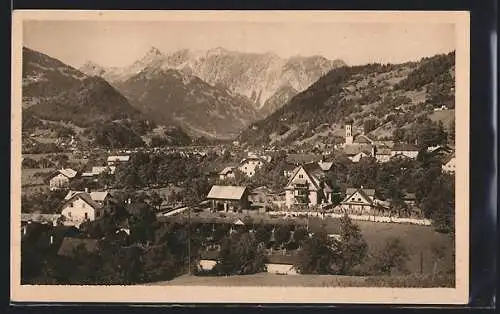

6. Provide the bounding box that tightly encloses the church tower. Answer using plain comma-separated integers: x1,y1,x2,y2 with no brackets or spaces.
345,122,353,145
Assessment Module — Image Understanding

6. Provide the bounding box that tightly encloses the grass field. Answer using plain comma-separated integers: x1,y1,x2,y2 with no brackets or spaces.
149,272,454,288
21,167,55,186
167,211,455,276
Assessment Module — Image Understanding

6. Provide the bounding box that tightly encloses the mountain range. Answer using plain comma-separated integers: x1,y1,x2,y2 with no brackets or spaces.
80,47,346,116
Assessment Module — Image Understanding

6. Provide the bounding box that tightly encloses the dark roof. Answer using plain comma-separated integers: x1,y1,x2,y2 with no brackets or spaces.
346,187,375,197
342,144,373,156
57,237,99,257
353,134,374,144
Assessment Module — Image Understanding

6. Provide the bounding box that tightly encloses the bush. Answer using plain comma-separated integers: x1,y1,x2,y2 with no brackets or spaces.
370,237,410,275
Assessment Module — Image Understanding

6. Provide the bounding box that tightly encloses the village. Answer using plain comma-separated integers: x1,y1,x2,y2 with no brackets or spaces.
21,120,456,283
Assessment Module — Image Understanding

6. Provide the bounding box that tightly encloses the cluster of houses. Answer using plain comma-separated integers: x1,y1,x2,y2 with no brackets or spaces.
47,155,129,191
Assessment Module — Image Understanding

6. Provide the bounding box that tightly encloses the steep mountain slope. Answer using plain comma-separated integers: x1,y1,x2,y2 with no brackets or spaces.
239,51,456,147
22,47,142,127
80,47,346,114
115,67,260,139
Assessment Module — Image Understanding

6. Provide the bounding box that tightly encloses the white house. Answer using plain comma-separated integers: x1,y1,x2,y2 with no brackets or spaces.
238,157,266,177
349,152,369,163
107,155,130,166
442,154,456,173
390,143,419,159
218,166,236,181
284,163,333,209
339,187,377,215
60,191,111,226
48,168,78,191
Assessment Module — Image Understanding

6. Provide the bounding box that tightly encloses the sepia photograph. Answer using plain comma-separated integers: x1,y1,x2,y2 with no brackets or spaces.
11,10,469,304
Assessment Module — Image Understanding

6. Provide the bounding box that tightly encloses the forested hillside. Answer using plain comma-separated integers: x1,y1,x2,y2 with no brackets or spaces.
239,52,455,147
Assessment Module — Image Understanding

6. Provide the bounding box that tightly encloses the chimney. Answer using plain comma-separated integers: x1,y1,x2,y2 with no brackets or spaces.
84,187,89,193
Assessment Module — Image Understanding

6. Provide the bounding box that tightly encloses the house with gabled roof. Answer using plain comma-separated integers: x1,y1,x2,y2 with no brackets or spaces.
284,163,334,209
206,185,250,212
218,166,237,181
391,143,419,159
60,190,112,227
441,153,456,173
238,157,266,177
339,187,377,215
48,168,78,191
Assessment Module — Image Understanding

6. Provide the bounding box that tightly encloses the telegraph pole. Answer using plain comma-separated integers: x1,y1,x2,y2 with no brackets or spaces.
187,204,191,275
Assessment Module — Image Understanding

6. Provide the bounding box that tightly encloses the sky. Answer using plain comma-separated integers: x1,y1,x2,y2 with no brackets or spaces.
23,20,455,68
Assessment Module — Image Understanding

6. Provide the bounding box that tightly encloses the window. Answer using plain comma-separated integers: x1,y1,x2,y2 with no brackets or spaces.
357,198,362,202
81,202,85,208
69,203,73,208
96,211,100,217
68,212,72,218
298,174,303,179
84,212,88,220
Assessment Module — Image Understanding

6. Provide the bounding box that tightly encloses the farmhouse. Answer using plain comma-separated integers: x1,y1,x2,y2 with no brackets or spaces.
107,155,130,166
48,168,78,191
60,191,112,226
207,185,250,212
339,187,377,215
284,163,334,209
238,157,266,177
391,143,419,159
218,166,236,181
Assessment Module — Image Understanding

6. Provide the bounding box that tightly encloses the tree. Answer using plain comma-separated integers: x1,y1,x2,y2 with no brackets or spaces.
254,224,271,245
370,237,410,275
215,232,267,275
294,231,340,274
337,214,368,274
363,118,378,133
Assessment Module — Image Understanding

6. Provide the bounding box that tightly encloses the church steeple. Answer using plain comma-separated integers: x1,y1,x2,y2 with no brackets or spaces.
345,121,353,145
